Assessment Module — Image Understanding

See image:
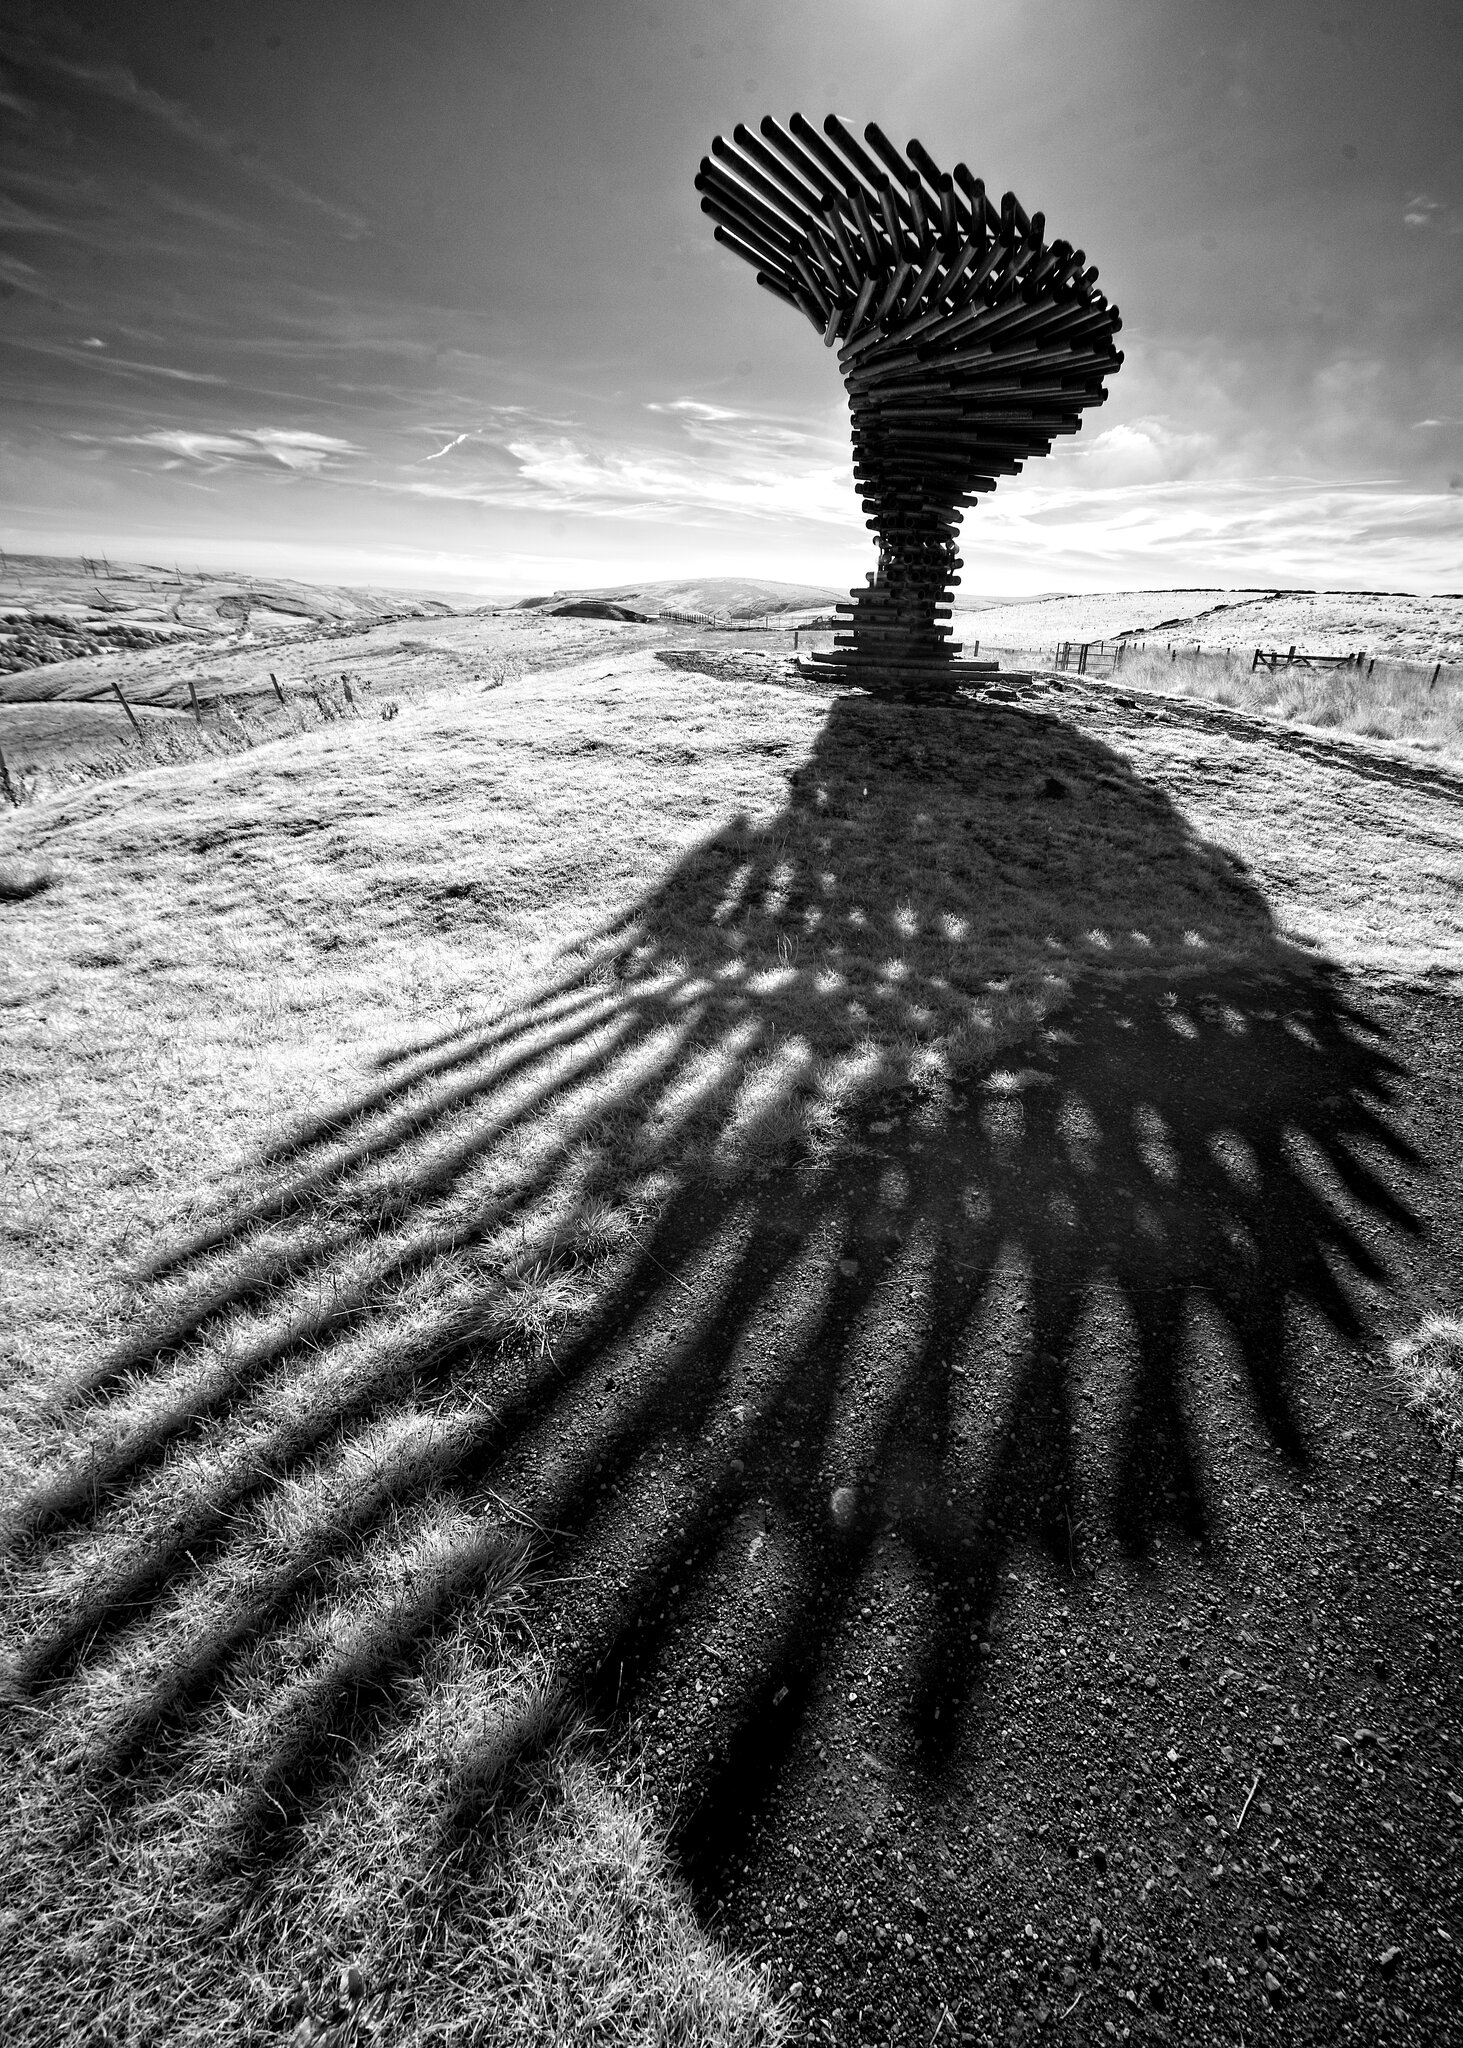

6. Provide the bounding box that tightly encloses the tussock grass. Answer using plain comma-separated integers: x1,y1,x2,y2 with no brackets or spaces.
1097,645,1462,760
1389,1316,1463,1449
0,855,53,900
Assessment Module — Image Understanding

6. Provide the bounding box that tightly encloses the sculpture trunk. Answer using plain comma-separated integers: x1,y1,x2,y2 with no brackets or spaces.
835,495,963,673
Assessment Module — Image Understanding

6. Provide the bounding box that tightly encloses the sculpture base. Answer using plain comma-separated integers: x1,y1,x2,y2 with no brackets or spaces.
796,651,1005,699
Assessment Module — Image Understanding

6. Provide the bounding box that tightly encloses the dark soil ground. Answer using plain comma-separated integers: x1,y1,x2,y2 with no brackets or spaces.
536,981,1463,2046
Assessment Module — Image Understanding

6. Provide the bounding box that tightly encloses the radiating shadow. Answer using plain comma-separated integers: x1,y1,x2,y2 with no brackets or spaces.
4,690,1421,1910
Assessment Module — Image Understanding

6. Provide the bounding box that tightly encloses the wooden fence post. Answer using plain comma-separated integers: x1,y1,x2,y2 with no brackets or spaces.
110,678,143,737
1430,662,1442,691
271,671,286,705
186,676,201,722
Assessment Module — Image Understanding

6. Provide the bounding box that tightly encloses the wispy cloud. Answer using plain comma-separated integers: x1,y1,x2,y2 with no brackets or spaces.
102,357,229,385
0,250,46,296
960,474,1463,591
1402,192,1461,233
0,189,76,236
0,62,35,120
645,398,742,422
423,431,475,461
505,432,851,525
14,43,372,238
141,182,283,252
6,337,230,384
371,396,853,528
92,426,363,475
366,382,1463,587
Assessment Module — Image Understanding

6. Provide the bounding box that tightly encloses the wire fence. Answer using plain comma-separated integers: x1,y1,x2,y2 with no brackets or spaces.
1042,639,1457,691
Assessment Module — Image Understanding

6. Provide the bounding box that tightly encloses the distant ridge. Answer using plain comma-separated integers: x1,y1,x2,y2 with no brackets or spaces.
515,576,844,618
0,553,457,633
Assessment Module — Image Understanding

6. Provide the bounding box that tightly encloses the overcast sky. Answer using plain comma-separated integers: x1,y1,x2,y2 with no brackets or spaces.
2,0,1460,597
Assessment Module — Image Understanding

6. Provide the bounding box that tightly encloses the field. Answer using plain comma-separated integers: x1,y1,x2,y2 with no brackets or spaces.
2,586,1463,2046
0,552,462,668
952,588,1463,664
948,589,1463,768
9,578,1463,804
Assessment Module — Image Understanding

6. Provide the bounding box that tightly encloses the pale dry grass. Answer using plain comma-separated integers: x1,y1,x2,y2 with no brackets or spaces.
2,1521,781,2046
1,698,192,771
973,641,1463,763
1113,644,1463,761
1,653,809,2046
1,669,422,804
0,604,639,802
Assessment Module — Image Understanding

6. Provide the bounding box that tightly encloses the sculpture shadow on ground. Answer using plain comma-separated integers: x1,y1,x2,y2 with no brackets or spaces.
6,690,1420,1911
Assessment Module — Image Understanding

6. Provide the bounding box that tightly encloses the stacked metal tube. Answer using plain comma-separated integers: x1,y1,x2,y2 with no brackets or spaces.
696,115,1124,697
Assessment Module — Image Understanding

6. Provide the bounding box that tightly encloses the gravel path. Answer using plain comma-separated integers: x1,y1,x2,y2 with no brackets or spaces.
514,974,1458,2048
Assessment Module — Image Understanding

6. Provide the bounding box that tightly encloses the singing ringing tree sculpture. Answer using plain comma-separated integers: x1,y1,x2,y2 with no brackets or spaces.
696,115,1124,698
